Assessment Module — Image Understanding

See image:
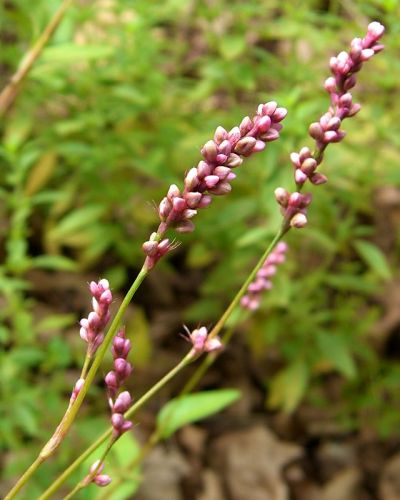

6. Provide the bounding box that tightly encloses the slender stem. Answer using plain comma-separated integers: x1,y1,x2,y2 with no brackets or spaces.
39,351,194,499
4,455,45,500
5,266,148,500
0,0,73,116
62,481,84,500
42,227,286,497
80,353,91,380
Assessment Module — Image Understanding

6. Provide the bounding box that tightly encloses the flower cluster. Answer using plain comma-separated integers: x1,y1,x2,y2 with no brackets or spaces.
143,102,287,269
185,326,223,356
79,279,112,356
274,189,312,229
278,21,385,229
105,329,133,440
241,242,288,310
85,460,112,488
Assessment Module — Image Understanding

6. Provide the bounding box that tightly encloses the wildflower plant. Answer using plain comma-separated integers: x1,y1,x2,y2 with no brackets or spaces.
3,20,385,500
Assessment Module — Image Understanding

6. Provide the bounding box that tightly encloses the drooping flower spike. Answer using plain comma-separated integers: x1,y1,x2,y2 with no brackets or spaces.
143,101,288,269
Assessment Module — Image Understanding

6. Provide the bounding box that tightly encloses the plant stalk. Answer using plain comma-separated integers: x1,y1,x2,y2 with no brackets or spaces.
5,266,148,499
39,227,286,497
0,0,74,116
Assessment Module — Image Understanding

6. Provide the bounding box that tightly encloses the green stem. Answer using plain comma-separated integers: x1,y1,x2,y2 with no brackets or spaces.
5,266,148,500
42,227,286,497
80,353,91,380
0,0,74,116
39,351,194,500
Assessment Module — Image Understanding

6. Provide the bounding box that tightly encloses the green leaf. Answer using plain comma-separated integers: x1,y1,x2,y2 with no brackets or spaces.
30,255,78,271
47,205,105,242
267,360,309,414
353,240,392,281
157,389,241,439
219,36,246,60
40,44,115,63
317,332,356,379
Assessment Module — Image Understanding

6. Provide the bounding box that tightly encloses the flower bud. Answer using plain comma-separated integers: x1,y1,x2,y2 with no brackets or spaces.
290,213,308,228
94,474,112,487
234,136,257,156
201,140,218,161
214,126,229,144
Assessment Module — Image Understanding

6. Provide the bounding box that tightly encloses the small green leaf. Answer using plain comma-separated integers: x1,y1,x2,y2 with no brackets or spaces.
30,255,78,271
157,389,241,439
219,36,246,60
267,360,309,414
48,205,105,242
41,44,115,63
317,332,356,379
353,240,392,281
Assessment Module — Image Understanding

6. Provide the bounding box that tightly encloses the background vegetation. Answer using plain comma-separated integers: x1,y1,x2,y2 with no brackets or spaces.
0,0,399,498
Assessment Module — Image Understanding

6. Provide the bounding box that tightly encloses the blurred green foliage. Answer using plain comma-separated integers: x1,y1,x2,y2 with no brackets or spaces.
0,0,400,496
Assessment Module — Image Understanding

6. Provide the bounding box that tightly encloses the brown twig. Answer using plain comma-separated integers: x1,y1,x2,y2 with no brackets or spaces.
0,0,73,117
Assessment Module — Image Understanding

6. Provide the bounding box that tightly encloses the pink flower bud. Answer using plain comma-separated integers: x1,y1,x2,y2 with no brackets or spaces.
225,153,243,168
172,197,186,212
142,240,158,257
214,166,231,179
310,172,328,185
239,116,253,135
100,289,112,305
185,192,202,208
261,128,280,141
167,184,180,199
204,337,223,353
258,101,277,116
94,474,112,487
274,187,289,206
196,160,211,178
256,115,272,133
204,175,220,189
252,140,266,153
184,167,199,191
214,126,229,144
201,140,218,161
228,126,241,145
208,182,232,196
159,197,171,218
218,139,232,156
111,413,124,430
367,21,385,40
234,136,257,156
301,158,317,175
80,327,88,342
324,77,337,93
295,169,308,184
272,107,288,122
113,391,132,413
90,460,104,475
198,195,212,208
290,213,308,228
105,371,118,389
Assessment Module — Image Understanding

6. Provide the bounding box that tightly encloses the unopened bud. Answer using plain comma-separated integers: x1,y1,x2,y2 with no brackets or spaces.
290,213,308,228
